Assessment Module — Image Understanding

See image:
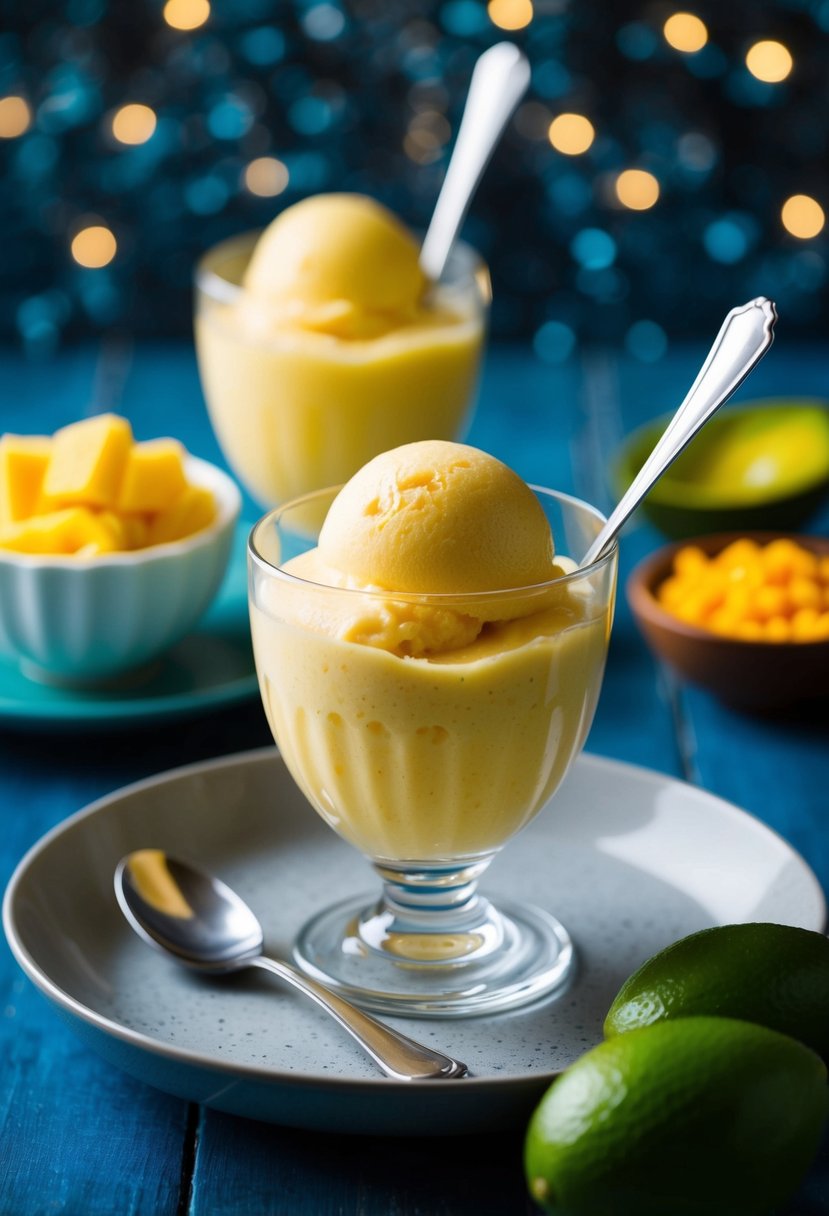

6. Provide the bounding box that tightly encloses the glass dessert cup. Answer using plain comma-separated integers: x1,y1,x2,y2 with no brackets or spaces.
194,232,490,508
248,487,617,1017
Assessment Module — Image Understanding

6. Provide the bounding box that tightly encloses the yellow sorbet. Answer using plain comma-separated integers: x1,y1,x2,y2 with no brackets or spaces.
195,195,487,506
250,442,613,861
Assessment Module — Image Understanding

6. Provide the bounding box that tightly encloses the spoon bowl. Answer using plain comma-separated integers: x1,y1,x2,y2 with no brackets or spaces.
116,851,263,972
115,850,468,1081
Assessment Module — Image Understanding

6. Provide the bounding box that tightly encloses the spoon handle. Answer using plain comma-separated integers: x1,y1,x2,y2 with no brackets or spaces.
419,42,531,282
582,297,778,567
249,955,468,1080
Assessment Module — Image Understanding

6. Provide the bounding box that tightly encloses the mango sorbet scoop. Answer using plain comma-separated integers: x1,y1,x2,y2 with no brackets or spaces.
242,194,428,340
283,441,565,657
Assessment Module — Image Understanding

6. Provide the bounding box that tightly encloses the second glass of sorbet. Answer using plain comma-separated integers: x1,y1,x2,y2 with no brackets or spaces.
248,477,617,1017
195,201,489,508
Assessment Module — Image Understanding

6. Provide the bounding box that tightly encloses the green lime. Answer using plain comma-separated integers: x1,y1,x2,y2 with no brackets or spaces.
604,922,829,1059
524,1017,827,1216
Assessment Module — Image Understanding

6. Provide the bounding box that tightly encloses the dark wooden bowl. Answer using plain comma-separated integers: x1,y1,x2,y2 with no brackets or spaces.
627,532,829,711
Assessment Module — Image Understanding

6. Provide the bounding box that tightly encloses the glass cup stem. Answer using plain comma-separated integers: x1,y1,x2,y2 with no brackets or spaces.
359,857,503,964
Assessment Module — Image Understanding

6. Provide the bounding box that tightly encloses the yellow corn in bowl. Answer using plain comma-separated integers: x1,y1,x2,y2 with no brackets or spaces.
627,533,829,710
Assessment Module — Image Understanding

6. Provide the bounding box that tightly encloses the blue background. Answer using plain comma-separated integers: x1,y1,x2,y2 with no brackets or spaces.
2,0,829,355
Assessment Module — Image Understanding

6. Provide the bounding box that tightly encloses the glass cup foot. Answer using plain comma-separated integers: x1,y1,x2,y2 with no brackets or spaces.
293,891,575,1017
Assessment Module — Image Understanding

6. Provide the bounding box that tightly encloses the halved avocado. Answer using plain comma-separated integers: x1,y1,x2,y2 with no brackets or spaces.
616,399,829,539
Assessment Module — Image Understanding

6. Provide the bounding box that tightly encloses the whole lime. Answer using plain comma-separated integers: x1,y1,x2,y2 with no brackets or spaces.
604,922,829,1059
524,1016,828,1216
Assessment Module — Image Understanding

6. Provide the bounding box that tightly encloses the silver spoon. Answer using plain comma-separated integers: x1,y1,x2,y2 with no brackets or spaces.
114,850,467,1082
419,42,531,282
582,296,778,567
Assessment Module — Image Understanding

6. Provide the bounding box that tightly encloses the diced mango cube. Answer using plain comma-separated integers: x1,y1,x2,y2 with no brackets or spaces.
146,486,216,545
99,510,150,550
0,507,119,554
117,439,188,513
42,413,133,509
0,435,52,525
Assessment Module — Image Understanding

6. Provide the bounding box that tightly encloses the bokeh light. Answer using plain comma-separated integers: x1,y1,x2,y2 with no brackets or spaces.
571,228,617,270
663,13,708,54
615,169,660,210
404,110,451,164
626,320,668,361
111,104,157,145
745,40,793,83
781,195,825,239
548,113,595,156
1,3,828,349
244,157,289,197
163,0,210,31
533,320,576,364
0,96,32,138
71,225,117,269
487,0,533,32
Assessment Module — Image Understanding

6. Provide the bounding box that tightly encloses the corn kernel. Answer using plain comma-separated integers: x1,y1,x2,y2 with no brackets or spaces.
657,537,827,645
764,615,792,642
708,610,740,637
718,539,762,569
750,585,787,621
787,577,821,612
657,575,686,609
734,620,764,641
791,608,821,640
673,545,709,575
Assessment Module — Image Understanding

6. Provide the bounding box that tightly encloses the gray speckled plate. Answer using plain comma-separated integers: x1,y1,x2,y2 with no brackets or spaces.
4,747,824,1136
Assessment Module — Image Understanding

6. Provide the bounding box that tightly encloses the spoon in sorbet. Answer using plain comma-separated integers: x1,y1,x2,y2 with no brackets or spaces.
115,850,468,1081
419,42,531,282
581,296,778,567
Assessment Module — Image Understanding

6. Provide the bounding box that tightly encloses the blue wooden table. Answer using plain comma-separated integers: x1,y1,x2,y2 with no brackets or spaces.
1,339,828,1214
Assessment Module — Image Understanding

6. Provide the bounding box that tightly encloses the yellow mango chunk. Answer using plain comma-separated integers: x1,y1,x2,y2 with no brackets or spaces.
42,413,133,509
0,507,121,555
146,486,217,545
0,435,52,525
0,416,217,557
99,510,150,550
117,439,188,513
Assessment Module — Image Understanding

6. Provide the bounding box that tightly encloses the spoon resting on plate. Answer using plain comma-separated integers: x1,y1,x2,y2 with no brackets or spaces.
582,296,778,567
114,850,468,1082
419,42,531,282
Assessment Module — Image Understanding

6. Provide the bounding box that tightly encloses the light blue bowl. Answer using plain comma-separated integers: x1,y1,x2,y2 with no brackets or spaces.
0,456,241,686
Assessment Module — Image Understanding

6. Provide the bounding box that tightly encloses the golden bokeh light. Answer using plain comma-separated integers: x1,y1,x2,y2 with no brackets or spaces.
548,113,595,156
71,226,117,269
163,0,210,31
615,169,660,210
781,194,825,239
244,157,289,197
663,13,708,53
0,96,32,139
745,40,793,83
111,103,157,145
487,0,533,32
